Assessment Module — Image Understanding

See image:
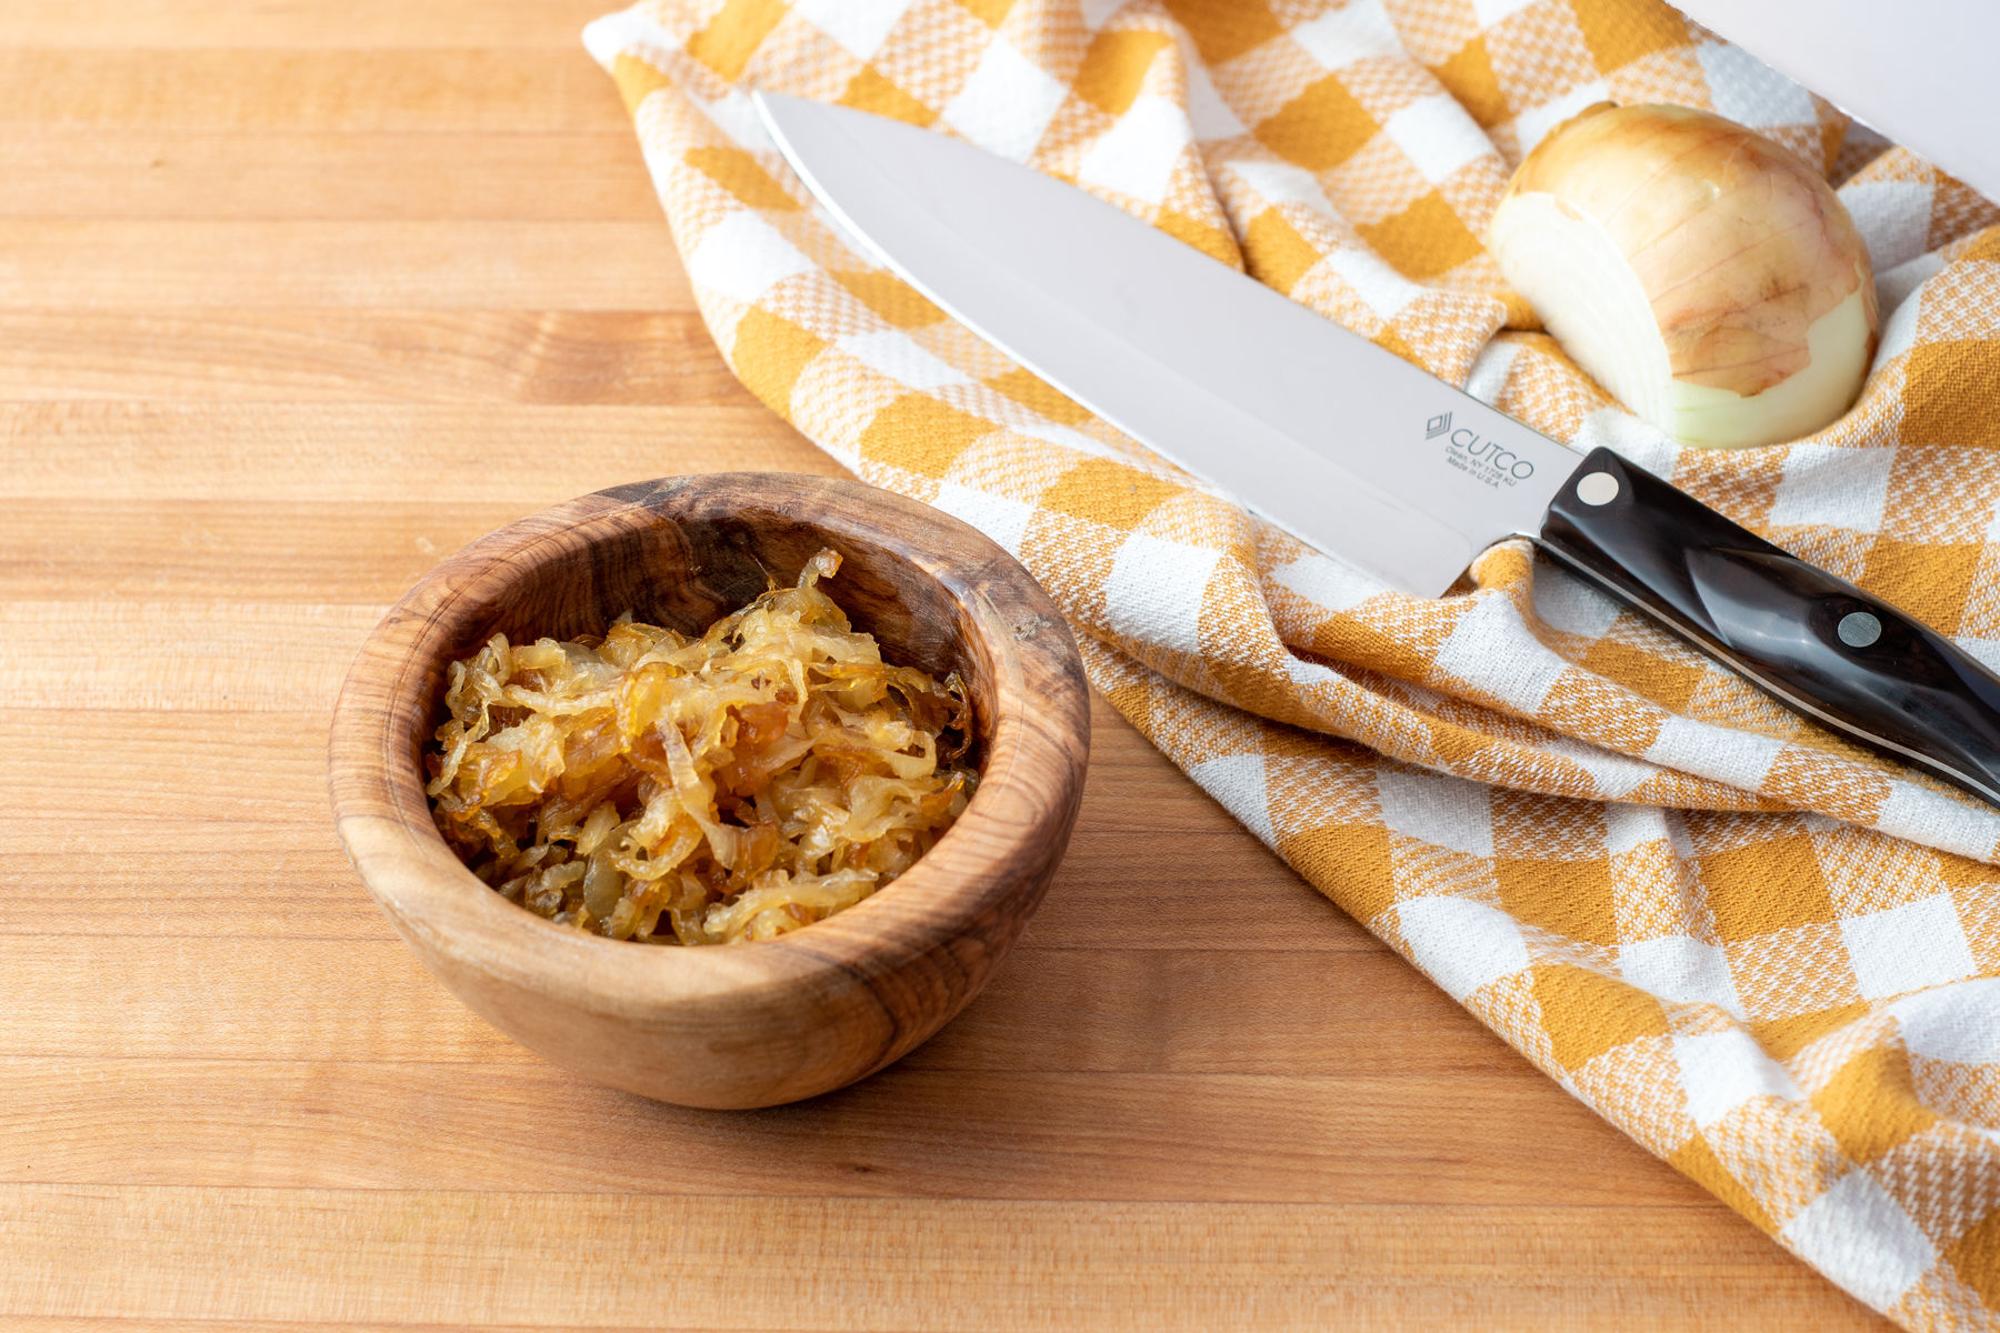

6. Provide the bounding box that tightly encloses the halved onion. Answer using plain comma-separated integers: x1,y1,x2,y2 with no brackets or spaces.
1488,103,1877,449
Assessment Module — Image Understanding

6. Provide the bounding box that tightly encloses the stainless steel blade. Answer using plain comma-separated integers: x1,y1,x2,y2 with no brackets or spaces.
753,92,1580,598
1671,0,2000,206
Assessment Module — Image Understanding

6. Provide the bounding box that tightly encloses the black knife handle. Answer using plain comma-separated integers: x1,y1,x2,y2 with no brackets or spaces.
1534,446,2000,807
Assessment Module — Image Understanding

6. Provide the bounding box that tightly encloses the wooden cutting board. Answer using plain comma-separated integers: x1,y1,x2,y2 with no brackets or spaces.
0,2,1877,1326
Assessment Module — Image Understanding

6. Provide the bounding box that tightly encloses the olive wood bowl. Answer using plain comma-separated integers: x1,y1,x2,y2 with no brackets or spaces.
328,473,1089,1109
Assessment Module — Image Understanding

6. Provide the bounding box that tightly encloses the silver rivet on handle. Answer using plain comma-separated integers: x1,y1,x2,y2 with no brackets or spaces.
1575,472,1620,506
1837,611,1882,648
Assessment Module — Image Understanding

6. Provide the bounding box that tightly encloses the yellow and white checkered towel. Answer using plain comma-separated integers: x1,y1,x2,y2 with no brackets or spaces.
585,0,2000,1322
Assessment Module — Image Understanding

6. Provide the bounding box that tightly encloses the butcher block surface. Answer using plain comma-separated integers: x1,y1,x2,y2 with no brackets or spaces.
0,2,1874,1326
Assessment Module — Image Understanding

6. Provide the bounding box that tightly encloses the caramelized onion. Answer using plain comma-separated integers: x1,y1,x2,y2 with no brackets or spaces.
425,550,975,945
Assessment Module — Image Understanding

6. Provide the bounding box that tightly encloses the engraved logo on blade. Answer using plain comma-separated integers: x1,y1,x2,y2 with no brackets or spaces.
1431,413,1535,488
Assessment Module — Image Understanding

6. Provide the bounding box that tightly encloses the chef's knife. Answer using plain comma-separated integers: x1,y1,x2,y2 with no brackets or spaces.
753,92,2000,808
1670,0,2000,206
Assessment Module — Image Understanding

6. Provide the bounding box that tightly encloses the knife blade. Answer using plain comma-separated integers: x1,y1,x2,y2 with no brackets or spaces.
757,92,1571,601
753,91,2000,808
1670,0,2000,206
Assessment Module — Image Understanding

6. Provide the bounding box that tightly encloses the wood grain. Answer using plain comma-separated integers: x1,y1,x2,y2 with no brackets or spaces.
0,2,1875,1325
0,1061,1704,1204
0,1188,1876,1330
0,135,660,219
0,50,616,131
328,473,1093,1109
1,404,810,500
0,0,615,47
0,221,691,307
0,312,752,399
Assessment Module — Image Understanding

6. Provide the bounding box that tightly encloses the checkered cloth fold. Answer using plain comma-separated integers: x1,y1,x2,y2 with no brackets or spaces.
585,0,2000,1322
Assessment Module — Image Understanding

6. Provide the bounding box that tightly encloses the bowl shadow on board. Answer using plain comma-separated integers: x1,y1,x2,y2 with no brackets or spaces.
328,472,1091,1110
522,879,1384,1203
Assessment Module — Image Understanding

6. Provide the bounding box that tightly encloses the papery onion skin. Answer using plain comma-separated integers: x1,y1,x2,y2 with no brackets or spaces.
1489,102,1877,449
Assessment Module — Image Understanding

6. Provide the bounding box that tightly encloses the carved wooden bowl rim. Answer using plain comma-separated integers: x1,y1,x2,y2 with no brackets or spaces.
327,472,1090,1026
